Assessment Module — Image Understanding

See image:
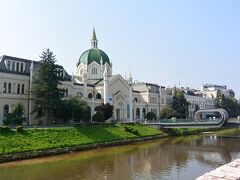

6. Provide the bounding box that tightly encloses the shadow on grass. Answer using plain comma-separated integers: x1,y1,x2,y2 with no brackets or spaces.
73,124,127,143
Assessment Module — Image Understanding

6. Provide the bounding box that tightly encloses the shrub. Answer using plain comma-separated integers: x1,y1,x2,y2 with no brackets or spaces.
0,126,10,133
146,112,157,120
16,126,24,133
124,126,139,136
92,111,105,122
160,107,176,119
95,103,113,120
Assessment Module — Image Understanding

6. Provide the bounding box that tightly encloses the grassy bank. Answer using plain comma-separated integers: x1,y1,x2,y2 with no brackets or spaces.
0,124,166,155
0,124,227,162
164,128,223,136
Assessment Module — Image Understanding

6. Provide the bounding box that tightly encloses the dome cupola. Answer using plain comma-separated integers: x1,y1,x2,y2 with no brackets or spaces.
78,28,110,66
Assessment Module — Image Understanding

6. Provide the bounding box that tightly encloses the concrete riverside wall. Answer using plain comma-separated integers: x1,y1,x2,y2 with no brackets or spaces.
196,159,240,180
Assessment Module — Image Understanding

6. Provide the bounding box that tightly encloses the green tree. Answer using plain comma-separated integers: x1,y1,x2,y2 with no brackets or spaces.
92,111,105,122
54,97,91,123
223,97,240,118
32,49,63,124
95,103,113,120
3,103,25,126
160,107,176,119
171,89,189,119
146,112,157,120
216,90,225,108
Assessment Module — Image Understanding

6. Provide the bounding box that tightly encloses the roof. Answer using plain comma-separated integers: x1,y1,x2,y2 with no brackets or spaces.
78,48,110,66
0,55,72,81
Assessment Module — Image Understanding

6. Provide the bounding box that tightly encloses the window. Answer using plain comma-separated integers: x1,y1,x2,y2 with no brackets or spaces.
96,93,101,99
150,97,157,104
3,82,7,93
88,93,93,99
134,97,138,102
8,83,11,93
21,84,24,94
20,63,24,72
16,62,19,71
62,88,65,97
7,61,10,70
3,105,9,117
12,61,15,71
91,67,97,75
17,84,20,94
66,89,68,97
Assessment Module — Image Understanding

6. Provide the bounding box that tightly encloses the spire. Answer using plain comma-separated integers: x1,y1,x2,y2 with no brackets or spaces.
91,27,98,48
92,28,97,40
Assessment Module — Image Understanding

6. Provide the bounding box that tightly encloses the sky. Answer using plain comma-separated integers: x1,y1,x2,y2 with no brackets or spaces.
0,0,240,98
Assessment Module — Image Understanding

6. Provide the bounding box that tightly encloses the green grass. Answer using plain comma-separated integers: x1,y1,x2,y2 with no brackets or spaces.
165,128,216,136
0,124,165,155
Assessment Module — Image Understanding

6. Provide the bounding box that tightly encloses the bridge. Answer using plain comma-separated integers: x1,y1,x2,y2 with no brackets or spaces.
144,109,240,128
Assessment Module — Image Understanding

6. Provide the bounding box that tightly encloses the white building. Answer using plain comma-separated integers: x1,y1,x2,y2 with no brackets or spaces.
201,84,235,99
0,29,168,125
0,29,222,125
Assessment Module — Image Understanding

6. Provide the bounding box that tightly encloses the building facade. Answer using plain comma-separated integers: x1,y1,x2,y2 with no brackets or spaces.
0,29,168,125
0,29,220,125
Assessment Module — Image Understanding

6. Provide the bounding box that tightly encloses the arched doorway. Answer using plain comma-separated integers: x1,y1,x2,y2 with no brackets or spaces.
136,108,140,120
116,102,124,122
142,108,146,119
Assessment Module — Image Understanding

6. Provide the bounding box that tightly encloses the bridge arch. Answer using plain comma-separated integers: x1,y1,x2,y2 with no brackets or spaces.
194,108,229,125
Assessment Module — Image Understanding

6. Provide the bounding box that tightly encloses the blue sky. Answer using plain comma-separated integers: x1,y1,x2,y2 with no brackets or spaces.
0,0,240,97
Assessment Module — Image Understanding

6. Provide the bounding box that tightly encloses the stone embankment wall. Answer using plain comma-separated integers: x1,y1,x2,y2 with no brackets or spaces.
197,159,240,180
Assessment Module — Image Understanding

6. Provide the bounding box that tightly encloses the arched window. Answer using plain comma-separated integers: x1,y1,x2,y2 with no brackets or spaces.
20,63,24,72
12,61,15,71
16,62,19,71
91,67,98,75
3,105,9,117
88,93,93,99
3,82,7,93
17,84,20,94
6,60,10,70
66,89,68,97
134,97,138,102
142,108,146,118
8,83,11,93
21,84,24,94
136,108,140,119
96,93,101,99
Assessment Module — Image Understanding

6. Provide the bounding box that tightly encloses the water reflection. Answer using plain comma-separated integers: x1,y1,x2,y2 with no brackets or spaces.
0,129,240,180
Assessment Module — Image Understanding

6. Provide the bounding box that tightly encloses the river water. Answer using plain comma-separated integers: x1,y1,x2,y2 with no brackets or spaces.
0,129,240,180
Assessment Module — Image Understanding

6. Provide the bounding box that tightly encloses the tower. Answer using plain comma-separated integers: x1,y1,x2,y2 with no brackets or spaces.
91,28,98,48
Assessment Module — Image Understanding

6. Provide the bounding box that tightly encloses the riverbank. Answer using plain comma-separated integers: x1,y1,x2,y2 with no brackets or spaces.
197,159,240,179
0,124,226,163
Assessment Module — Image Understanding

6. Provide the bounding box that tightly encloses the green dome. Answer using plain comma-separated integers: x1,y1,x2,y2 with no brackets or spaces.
78,48,110,66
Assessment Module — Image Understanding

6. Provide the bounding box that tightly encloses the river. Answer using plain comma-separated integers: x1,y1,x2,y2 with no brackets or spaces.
0,128,240,180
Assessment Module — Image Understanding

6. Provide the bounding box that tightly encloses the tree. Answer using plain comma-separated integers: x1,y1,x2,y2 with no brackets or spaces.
216,90,225,108
32,49,63,124
54,97,91,123
171,89,189,119
223,97,240,118
146,112,157,120
3,103,25,126
160,107,176,119
92,111,105,122
215,90,240,118
95,103,113,120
